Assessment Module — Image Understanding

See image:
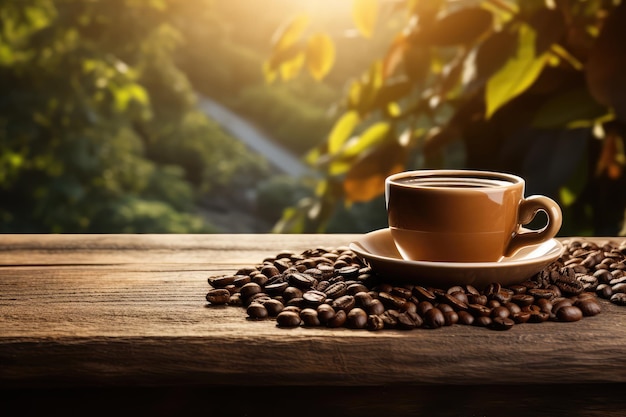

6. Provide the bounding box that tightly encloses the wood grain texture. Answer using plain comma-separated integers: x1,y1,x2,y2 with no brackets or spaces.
1,234,626,391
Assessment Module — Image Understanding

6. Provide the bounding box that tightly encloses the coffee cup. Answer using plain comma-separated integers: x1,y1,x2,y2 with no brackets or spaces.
385,170,562,262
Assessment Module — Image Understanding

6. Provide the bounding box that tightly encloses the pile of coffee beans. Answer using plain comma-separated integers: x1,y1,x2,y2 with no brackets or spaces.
205,239,626,331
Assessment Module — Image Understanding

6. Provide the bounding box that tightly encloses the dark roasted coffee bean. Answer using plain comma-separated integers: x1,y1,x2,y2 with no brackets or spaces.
264,281,289,296
380,310,399,329
282,305,302,314
347,283,369,295
206,288,231,305
252,273,269,287
457,310,475,325
302,290,327,307
391,286,412,299
444,311,458,326
511,294,535,307
346,308,368,329
504,302,521,315
239,282,263,300
424,308,445,329
228,293,242,306
287,272,317,290
354,291,373,307
317,303,335,324
612,282,626,293
437,303,453,313
378,292,407,310
208,275,236,288
556,305,583,322
400,301,417,314
273,258,291,273
468,303,491,317
596,283,613,298
324,282,348,299
412,286,437,302
233,275,252,287
286,297,304,308
338,265,360,279
528,311,550,323
492,289,513,304
443,293,468,311
224,284,238,295
302,268,324,281
574,298,601,317
474,316,492,327
594,269,613,284
528,288,556,300
512,311,531,324
610,292,626,306
276,311,301,327
490,317,515,331
491,306,510,319
327,310,347,328
551,298,573,314
263,299,284,317
487,300,501,309
416,301,434,316
535,298,553,314
364,299,385,316
509,285,527,294
367,314,385,331
283,286,304,301
396,312,418,330
332,295,356,312
468,294,488,305
247,303,268,319
300,308,321,326
236,266,257,276
260,265,280,279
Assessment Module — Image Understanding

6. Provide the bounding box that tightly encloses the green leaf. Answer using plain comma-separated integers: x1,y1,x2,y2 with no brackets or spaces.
531,88,608,129
328,111,360,155
485,24,547,118
340,122,391,159
353,0,378,38
305,32,335,81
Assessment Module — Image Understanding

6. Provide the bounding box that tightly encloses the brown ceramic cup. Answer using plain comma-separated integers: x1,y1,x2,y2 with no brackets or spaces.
385,170,562,262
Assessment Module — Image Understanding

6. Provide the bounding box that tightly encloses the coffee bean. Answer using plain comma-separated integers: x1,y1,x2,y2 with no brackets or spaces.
347,283,369,295
443,293,468,311
610,292,626,306
346,308,368,329
263,299,284,317
317,303,335,324
240,282,263,300
512,311,530,324
457,310,475,325
327,310,347,328
302,290,327,307
491,306,510,319
612,282,626,293
511,294,535,307
424,308,445,329
276,311,301,327
247,303,268,319
596,284,613,298
300,308,321,327
412,286,436,302
378,292,407,310
574,298,601,317
287,272,318,290
264,281,289,296
283,286,304,301
206,288,231,305
468,303,491,317
367,314,385,331
228,293,242,306
324,282,348,299
556,305,583,322
473,316,492,327
416,301,434,316
444,311,459,326
490,317,514,331
364,299,385,316
331,295,356,312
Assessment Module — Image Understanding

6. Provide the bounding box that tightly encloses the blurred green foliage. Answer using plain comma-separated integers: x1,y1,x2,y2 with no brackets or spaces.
268,0,626,237
0,0,267,233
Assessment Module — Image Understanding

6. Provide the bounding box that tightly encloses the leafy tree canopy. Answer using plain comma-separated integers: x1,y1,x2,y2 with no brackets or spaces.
267,0,626,236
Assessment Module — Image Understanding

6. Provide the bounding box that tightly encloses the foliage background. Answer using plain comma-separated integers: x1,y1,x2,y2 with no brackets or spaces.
2,0,626,236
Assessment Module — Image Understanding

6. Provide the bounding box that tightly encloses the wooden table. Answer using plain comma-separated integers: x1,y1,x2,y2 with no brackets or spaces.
2,234,626,416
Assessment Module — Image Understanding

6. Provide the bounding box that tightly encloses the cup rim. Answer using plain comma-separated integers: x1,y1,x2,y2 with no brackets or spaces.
386,169,524,190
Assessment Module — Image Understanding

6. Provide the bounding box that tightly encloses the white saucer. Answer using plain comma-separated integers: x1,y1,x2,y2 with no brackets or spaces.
349,228,564,288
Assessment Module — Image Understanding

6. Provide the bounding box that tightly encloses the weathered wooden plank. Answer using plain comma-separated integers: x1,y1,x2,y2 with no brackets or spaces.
2,234,626,393
0,234,360,265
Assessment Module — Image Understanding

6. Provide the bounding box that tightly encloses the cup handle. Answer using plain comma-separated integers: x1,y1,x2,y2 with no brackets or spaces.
505,195,563,256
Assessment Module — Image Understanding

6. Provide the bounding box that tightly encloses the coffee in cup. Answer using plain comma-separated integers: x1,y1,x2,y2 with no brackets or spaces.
385,170,562,262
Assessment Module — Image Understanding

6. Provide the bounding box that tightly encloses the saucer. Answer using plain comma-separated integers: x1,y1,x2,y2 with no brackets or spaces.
349,228,564,288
